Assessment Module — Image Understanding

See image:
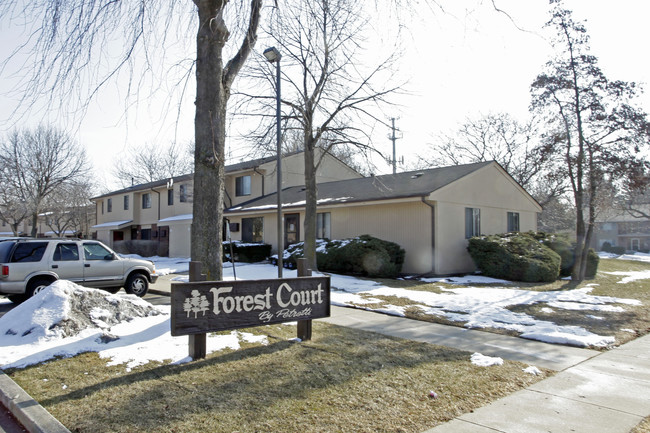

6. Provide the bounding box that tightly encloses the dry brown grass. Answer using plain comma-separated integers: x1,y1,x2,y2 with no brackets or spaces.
631,416,650,433
337,259,650,347
7,323,549,433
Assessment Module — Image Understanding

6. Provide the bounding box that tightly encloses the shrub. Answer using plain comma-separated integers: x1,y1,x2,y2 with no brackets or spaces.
277,235,405,278
601,241,612,252
610,246,626,255
532,232,574,277
468,233,561,282
113,240,160,257
223,241,272,263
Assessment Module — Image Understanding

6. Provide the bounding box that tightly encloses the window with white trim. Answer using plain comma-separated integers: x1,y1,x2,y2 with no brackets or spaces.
317,212,331,239
507,212,520,232
236,175,252,196
465,208,481,238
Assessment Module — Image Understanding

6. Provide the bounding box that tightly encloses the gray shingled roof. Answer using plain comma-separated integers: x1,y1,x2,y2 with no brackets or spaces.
91,153,287,200
226,161,493,212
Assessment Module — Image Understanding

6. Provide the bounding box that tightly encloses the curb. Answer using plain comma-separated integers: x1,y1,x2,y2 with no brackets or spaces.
0,370,70,433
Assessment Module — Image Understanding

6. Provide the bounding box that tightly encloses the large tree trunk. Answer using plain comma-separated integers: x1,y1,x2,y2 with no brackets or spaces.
191,1,229,280
303,141,318,271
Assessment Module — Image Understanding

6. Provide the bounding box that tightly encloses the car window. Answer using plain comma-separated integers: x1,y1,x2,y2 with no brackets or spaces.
83,243,112,260
10,242,48,263
53,243,80,261
0,242,16,263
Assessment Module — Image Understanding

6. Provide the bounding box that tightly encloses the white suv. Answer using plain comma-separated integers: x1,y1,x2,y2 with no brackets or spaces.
0,239,158,303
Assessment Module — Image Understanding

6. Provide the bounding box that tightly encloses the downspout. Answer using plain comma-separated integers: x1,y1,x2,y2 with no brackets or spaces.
421,196,436,274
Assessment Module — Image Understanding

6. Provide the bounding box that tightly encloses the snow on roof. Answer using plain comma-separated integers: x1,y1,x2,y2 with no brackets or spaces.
159,213,193,223
91,220,132,229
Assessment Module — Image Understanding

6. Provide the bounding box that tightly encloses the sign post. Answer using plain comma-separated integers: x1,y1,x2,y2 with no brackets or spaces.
188,261,207,359
296,258,312,341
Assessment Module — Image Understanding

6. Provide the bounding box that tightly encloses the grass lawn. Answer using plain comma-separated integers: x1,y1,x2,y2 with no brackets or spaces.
340,258,650,348
7,322,549,433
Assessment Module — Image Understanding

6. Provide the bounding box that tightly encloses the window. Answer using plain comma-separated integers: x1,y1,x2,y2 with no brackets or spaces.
242,217,263,243
107,198,112,213
465,208,481,239
142,193,151,209
236,175,251,196
101,201,104,214
317,212,331,239
10,242,48,263
53,243,79,261
168,189,174,206
124,195,129,210
180,184,188,202
83,242,113,260
507,212,520,232
141,229,152,240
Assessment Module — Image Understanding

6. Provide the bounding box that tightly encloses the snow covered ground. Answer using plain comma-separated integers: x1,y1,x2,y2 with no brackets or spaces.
0,252,647,370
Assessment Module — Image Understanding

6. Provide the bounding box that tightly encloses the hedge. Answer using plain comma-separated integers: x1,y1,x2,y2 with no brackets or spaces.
223,241,272,263
277,235,405,278
468,233,561,282
468,232,600,282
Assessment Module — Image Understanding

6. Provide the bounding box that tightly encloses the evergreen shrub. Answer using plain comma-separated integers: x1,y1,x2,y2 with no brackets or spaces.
223,241,272,263
467,233,561,282
279,235,405,278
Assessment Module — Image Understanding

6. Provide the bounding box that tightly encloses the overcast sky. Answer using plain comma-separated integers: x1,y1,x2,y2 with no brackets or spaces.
1,0,648,191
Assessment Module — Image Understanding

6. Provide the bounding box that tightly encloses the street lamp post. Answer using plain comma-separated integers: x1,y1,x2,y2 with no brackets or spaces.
264,46,283,278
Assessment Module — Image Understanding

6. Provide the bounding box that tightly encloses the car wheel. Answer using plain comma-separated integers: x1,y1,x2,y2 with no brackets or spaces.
27,278,53,298
7,294,27,304
125,273,148,297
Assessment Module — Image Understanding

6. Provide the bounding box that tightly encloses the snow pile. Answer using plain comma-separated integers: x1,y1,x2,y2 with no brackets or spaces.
523,366,542,375
0,280,162,341
0,281,268,370
470,353,503,367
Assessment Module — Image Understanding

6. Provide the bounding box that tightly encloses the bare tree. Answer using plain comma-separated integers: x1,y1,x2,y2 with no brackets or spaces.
1,1,262,279
0,152,30,236
113,141,194,188
0,126,90,237
419,113,565,206
43,181,94,237
239,0,402,269
530,1,650,280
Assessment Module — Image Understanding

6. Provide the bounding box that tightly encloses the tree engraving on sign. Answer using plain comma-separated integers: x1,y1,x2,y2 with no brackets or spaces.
183,290,210,319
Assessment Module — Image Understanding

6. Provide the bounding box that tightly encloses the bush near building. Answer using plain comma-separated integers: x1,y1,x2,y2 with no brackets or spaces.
468,232,599,282
223,241,272,263
276,235,405,278
531,232,599,279
468,233,561,282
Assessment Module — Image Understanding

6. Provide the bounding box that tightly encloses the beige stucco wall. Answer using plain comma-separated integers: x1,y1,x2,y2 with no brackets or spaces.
327,200,433,274
167,220,192,258
431,164,541,275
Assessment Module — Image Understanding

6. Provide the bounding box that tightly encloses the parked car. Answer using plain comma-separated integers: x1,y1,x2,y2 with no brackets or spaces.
0,238,158,303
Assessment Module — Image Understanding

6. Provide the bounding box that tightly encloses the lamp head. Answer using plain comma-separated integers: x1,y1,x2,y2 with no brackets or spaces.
263,46,281,63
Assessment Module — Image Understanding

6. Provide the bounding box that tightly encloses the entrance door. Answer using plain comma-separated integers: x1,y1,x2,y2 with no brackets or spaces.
284,213,300,249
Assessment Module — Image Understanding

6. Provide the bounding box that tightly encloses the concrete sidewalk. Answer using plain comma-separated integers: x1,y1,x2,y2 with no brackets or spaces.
320,306,650,432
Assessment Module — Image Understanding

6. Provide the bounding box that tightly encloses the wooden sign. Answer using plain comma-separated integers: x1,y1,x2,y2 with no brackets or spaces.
170,276,330,336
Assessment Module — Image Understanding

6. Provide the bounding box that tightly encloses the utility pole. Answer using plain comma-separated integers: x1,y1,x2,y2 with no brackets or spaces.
388,117,403,174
